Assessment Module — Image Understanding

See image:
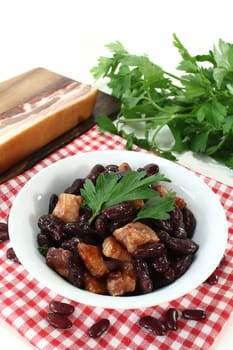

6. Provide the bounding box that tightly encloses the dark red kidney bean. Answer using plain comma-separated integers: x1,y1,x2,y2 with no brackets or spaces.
109,215,135,232
79,207,93,223
170,206,187,239
47,312,72,329
48,194,58,214
182,309,206,320
87,164,106,183
38,214,64,242
143,163,160,176
150,253,170,273
0,222,9,242
6,247,21,263
37,233,52,247
163,266,176,283
182,207,196,238
157,230,199,255
173,255,194,278
103,202,136,221
165,308,179,330
104,164,119,173
88,318,110,338
68,253,85,288
133,258,153,294
95,213,108,235
205,271,218,285
151,218,173,234
49,301,75,315
64,178,84,195
139,315,167,336
133,242,166,259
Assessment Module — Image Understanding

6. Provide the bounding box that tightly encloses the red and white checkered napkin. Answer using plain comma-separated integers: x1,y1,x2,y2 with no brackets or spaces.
0,126,233,350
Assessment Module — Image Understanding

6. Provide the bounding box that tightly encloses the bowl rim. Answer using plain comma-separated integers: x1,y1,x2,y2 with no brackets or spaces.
8,150,228,309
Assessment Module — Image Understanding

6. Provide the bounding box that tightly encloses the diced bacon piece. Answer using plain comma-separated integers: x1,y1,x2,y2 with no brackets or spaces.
84,272,107,294
107,264,136,296
52,193,82,223
78,243,109,277
102,236,132,262
113,221,159,253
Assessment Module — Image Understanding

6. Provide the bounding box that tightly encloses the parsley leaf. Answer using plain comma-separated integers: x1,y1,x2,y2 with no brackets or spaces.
91,34,233,170
134,192,175,221
80,170,173,223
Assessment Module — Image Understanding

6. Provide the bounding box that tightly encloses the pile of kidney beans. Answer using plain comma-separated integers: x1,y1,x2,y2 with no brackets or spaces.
36,162,200,297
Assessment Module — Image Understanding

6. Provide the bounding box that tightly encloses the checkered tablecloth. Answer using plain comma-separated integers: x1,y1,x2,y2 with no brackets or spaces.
0,126,233,350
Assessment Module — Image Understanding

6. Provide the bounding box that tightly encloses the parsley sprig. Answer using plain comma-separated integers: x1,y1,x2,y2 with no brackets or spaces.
80,170,175,223
91,34,233,169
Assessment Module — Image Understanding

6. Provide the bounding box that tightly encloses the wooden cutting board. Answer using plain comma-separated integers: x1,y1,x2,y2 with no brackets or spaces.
0,87,120,184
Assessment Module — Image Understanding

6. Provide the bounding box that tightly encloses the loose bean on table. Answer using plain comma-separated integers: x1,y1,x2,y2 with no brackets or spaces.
47,312,73,329
139,315,167,336
49,301,75,315
164,308,179,330
88,318,110,338
182,309,207,320
6,247,21,263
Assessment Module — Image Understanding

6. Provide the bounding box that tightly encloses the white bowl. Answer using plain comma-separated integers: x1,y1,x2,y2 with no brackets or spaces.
8,150,228,309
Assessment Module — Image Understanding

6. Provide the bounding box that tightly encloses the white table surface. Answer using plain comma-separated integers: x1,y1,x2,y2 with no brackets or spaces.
0,1,232,349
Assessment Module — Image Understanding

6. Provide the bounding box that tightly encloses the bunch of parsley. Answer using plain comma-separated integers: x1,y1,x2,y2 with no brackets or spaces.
91,34,233,169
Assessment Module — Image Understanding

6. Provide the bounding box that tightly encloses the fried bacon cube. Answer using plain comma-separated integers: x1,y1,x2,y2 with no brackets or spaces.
106,262,136,296
52,193,82,223
77,243,109,277
102,236,132,262
113,221,159,253
84,272,107,294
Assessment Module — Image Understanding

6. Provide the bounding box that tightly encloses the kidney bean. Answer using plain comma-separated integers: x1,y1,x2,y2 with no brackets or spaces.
37,233,52,247
173,255,194,278
47,312,72,329
88,318,110,338
104,164,119,173
6,247,21,263
49,301,75,315
170,206,187,239
133,242,166,259
87,164,106,183
0,222,9,242
139,315,167,336
95,213,108,235
164,308,179,330
68,253,85,288
157,230,199,255
182,207,196,238
143,163,160,176
133,258,153,294
64,178,84,195
182,309,206,320
150,253,170,273
205,271,218,285
79,207,93,223
151,218,173,233
163,266,176,283
38,214,64,242
48,194,58,214
103,202,136,221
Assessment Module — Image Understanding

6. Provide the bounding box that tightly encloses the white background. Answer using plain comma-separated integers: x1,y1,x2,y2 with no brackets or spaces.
0,1,232,349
